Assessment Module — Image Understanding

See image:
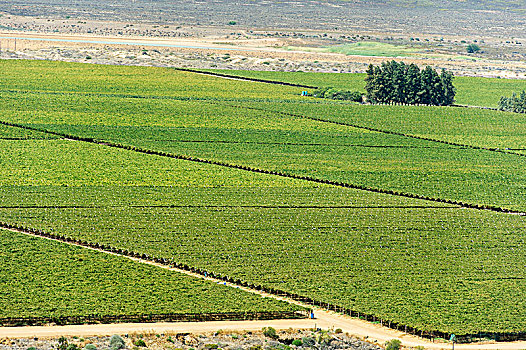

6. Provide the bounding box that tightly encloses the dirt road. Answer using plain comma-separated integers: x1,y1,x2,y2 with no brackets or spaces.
2,311,526,350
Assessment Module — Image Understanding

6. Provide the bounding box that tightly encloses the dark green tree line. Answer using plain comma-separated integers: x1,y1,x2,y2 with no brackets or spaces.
365,61,456,106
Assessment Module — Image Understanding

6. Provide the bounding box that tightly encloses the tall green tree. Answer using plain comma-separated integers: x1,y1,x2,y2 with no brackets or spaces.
364,64,377,103
440,68,456,106
405,64,421,105
363,61,455,106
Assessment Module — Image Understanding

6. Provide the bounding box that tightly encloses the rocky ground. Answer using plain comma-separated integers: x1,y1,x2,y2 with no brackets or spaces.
0,328,386,350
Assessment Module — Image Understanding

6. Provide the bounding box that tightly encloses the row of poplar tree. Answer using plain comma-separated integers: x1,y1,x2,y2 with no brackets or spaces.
365,61,456,106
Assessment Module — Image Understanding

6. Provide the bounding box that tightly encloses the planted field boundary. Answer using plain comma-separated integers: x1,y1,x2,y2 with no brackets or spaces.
0,311,304,327
223,102,526,158
2,88,520,158
1,221,525,344
0,119,524,216
171,67,317,89
174,69,509,114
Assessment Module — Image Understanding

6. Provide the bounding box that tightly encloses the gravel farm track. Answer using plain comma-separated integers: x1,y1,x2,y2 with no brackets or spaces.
1,227,526,350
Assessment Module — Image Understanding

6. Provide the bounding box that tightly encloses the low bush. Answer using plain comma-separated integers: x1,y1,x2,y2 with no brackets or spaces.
301,337,316,346
262,327,278,339
313,87,363,102
109,335,125,350
291,339,302,346
385,339,402,350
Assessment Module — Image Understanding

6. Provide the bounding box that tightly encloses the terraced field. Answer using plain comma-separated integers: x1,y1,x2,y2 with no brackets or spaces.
1,60,526,337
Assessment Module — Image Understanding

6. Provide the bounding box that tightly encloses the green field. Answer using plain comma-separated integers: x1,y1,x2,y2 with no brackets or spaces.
1,59,526,336
203,69,526,107
0,229,300,320
2,83,525,211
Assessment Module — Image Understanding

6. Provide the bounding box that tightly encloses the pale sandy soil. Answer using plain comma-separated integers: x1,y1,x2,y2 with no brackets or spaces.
2,31,526,78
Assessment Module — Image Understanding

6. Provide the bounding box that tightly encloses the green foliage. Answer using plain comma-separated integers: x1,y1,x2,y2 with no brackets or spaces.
83,345,97,350
1,60,526,336
0,229,299,319
385,339,402,350
466,43,481,53
291,339,302,346
202,69,526,108
57,337,69,350
227,20,237,25
262,327,278,339
365,61,455,105
499,90,526,113
313,87,363,102
133,339,147,347
301,337,315,346
109,335,125,350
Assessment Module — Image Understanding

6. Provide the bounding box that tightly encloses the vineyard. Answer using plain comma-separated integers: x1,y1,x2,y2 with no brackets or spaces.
202,69,526,107
0,229,302,324
1,60,526,338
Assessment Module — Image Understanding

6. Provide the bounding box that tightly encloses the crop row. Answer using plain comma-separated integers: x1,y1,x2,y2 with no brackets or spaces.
0,228,303,323
242,100,526,152
1,311,306,327
0,60,303,100
2,193,525,335
1,201,526,339
3,82,526,211
4,122,523,214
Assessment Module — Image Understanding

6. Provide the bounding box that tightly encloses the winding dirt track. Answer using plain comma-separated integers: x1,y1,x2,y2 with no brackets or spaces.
1,228,526,349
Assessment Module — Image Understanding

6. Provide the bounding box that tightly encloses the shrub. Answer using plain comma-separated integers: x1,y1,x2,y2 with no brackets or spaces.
133,339,147,347
335,328,343,334
385,339,402,350
262,327,278,339
301,337,316,346
109,335,126,350
313,87,363,102
66,345,79,350
466,43,481,53
84,345,97,350
57,337,69,350
292,339,302,346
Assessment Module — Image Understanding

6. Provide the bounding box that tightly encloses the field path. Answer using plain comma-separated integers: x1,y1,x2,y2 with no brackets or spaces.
2,228,526,349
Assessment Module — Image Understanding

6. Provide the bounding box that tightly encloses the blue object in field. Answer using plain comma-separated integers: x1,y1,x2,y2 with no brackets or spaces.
301,91,309,96
450,334,456,342
310,311,315,319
